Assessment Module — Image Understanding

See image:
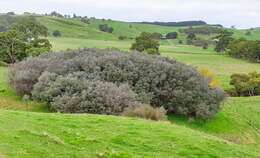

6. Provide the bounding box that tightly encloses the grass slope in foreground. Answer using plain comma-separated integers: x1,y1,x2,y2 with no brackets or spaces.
0,110,259,158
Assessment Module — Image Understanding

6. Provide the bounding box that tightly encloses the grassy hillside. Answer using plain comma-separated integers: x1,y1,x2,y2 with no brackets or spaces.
36,16,184,41
0,109,259,158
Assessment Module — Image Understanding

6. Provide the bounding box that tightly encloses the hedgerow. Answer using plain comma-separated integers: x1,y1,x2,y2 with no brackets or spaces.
9,48,225,119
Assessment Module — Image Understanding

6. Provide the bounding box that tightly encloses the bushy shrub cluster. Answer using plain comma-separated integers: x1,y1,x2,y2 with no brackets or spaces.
228,39,260,63
10,48,225,119
229,72,260,96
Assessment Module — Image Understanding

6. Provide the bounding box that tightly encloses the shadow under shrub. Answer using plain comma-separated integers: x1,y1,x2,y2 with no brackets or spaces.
9,48,225,119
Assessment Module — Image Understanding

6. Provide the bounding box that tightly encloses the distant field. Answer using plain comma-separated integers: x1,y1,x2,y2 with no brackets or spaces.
37,16,184,41
49,37,260,90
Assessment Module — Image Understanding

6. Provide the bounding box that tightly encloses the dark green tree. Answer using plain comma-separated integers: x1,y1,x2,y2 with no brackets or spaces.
99,24,114,33
52,30,62,37
214,30,234,52
131,32,160,55
0,17,51,63
166,32,178,39
186,32,196,45
0,30,27,63
12,17,48,41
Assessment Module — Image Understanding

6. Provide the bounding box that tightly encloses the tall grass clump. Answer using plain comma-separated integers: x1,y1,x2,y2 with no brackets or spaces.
9,48,225,119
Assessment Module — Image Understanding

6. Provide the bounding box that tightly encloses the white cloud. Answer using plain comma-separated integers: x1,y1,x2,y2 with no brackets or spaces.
0,0,259,28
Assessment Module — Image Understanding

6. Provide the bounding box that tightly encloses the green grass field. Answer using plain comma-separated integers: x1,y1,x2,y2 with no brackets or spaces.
0,108,259,158
1,15,260,158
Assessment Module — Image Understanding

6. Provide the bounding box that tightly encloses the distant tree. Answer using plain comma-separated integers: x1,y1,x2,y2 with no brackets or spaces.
179,26,223,35
50,11,63,17
12,17,48,41
131,32,160,55
166,32,178,39
187,32,196,40
214,30,234,52
99,24,114,33
80,17,90,24
151,32,163,40
52,30,62,37
73,13,77,18
6,12,15,16
186,32,196,45
141,21,207,27
118,35,127,40
0,17,51,63
245,30,251,36
203,43,209,49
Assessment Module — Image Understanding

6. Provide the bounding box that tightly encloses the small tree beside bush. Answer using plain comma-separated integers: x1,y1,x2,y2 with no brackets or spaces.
131,32,160,55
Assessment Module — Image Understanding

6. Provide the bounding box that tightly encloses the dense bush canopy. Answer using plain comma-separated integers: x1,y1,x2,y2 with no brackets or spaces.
229,72,260,96
228,38,260,63
10,48,225,119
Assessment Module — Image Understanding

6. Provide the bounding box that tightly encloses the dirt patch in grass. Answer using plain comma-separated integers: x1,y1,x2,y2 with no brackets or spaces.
0,153,5,158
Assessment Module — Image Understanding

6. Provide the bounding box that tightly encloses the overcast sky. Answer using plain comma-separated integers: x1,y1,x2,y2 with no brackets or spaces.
0,0,259,28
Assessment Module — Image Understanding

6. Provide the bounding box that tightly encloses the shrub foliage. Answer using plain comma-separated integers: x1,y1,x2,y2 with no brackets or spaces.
32,72,138,114
229,72,260,96
228,38,260,63
9,48,225,119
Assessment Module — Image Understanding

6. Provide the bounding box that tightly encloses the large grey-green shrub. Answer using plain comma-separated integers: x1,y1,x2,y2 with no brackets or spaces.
9,48,225,119
32,72,138,114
